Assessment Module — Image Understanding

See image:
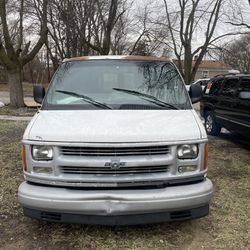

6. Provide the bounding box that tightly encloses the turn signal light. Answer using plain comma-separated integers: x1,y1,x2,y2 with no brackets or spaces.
178,165,197,173
204,144,208,170
33,167,52,174
22,145,27,171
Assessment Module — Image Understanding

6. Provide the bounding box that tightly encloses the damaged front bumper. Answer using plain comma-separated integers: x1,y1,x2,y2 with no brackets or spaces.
18,179,213,225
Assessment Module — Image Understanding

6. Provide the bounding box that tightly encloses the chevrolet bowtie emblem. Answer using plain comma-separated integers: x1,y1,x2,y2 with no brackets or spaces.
104,161,126,170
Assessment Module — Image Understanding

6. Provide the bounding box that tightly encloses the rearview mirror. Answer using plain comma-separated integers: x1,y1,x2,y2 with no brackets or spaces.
189,84,203,104
239,91,250,100
33,85,45,104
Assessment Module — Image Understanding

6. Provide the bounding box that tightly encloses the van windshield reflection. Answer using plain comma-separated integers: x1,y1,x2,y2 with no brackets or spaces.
45,60,191,110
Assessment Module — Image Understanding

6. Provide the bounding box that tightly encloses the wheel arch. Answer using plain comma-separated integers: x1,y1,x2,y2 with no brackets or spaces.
204,106,212,117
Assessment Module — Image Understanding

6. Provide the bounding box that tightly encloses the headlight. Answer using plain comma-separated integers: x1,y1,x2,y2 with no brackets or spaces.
177,144,198,159
32,145,53,161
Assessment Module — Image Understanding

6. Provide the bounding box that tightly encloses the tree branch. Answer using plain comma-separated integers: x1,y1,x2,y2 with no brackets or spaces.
17,0,24,54
0,0,16,58
22,0,48,65
225,21,250,29
0,42,15,69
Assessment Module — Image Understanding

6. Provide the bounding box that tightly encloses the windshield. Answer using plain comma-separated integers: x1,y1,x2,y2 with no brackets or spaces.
44,60,191,110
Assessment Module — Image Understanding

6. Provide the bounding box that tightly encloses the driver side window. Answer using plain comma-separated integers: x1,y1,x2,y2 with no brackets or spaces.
220,78,239,98
238,78,250,92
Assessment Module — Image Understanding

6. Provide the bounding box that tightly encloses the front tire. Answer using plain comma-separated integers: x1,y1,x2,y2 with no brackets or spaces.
205,112,221,136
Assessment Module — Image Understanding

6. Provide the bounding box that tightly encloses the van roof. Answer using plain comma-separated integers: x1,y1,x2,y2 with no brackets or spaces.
62,55,171,63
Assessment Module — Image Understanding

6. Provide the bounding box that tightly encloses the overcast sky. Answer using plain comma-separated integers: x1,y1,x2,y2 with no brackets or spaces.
132,0,250,49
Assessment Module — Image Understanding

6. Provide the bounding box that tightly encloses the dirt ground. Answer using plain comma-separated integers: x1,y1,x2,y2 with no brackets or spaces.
0,120,249,250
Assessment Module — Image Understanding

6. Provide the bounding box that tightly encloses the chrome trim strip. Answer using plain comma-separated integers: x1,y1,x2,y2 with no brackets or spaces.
22,139,208,146
216,115,250,128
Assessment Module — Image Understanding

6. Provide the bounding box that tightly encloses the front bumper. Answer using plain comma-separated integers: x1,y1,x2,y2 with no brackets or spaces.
18,178,213,225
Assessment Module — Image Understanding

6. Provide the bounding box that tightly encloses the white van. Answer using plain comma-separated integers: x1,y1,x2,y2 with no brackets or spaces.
18,56,213,225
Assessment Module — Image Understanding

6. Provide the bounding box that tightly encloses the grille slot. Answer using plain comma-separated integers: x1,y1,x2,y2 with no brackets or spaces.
59,145,170,157
59,165,169,175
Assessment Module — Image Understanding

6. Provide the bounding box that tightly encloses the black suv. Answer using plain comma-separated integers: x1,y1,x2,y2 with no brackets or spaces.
200,74,250,137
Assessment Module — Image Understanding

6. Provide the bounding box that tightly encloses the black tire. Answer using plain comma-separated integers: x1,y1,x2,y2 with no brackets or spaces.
205,111,221,136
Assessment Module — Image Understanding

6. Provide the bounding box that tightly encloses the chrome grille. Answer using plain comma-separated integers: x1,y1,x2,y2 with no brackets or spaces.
59,165,169,175
59,145,170,157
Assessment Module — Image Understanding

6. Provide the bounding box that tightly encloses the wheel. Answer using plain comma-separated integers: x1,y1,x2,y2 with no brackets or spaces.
205,111,221,136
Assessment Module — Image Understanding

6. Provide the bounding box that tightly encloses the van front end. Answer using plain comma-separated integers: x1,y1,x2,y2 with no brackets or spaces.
19,137,212,225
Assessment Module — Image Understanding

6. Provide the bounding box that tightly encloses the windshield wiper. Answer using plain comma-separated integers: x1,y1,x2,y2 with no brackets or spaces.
56,90,113,109
113,88,179,110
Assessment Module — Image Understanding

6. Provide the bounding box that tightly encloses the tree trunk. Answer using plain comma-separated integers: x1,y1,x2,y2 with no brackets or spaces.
184,45,193,84
8,67,25,108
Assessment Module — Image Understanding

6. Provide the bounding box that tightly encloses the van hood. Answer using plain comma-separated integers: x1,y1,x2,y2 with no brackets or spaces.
24,110,206,143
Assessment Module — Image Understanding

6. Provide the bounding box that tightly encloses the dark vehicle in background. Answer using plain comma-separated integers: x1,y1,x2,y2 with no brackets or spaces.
186,79,210,92
193,79,210,91
200,74,250,137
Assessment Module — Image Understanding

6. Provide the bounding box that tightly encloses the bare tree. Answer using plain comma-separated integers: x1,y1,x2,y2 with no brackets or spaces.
46,0,128,70
214,34,250,73
46,0,167,66
110,9,130,54
225,0,250,30
86,0,126,55
0,0,48,107
127,2,169,56
162,0,243,84
46,0,90,70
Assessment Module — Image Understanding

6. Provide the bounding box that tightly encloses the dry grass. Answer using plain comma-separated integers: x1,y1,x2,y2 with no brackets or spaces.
0,106,37,116
0,120,249,250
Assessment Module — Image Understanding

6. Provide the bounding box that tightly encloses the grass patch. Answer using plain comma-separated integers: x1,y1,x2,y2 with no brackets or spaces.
207,137,250,250
0,106,37,116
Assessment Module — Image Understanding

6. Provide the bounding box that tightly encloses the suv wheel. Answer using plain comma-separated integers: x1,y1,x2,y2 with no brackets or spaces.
205,112,221,136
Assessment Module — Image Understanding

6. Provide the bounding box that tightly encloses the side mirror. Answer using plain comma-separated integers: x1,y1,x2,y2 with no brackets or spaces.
239,91,250,100
33,85,45,104
189,83,203,104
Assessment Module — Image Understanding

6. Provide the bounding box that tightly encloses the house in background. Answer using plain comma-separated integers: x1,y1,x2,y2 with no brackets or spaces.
194,60,234,80
173,60,234,81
